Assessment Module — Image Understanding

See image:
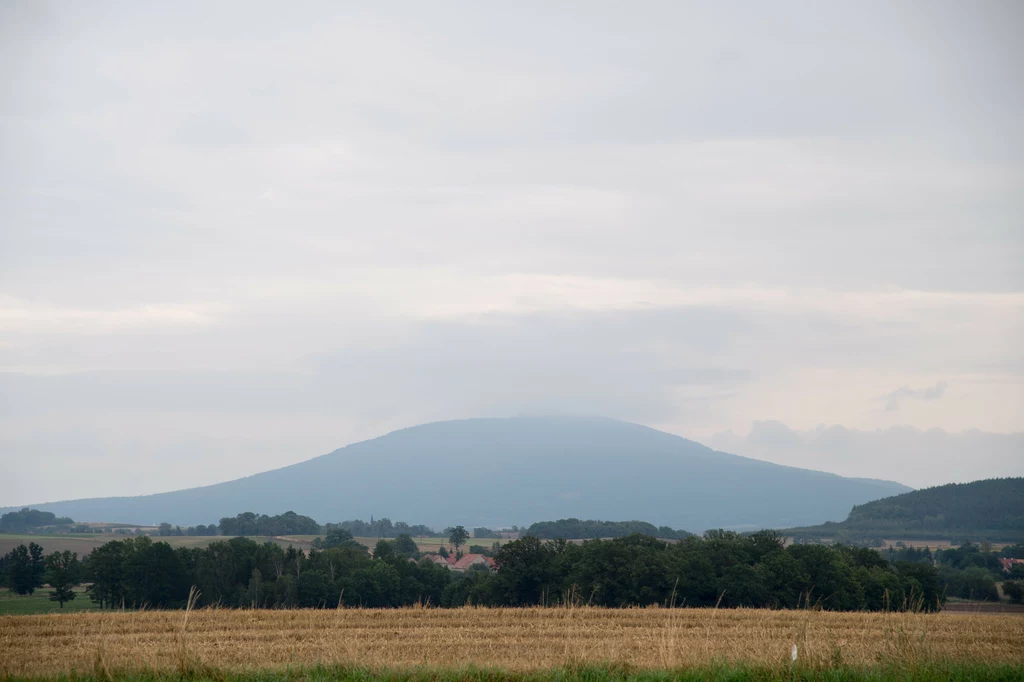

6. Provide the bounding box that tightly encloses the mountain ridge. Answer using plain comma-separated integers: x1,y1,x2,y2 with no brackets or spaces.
1,416,911,531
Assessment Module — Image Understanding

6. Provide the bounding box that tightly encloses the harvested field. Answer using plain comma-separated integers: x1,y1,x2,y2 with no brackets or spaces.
0,534,316,557
940,601,1024,615
2,607,1023,678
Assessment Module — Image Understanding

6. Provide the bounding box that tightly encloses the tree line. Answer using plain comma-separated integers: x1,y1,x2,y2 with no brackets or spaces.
0,508,440,541
0,509,74,533
3,529,988,612
525,518,692,540
162,512,438,539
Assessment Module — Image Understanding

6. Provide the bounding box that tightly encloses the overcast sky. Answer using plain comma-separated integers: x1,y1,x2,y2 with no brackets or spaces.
1,1,1022,505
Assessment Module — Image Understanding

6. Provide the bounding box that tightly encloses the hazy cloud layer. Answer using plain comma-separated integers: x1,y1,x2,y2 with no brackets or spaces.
711,421,1024,489
1,1,1022,504
882,382,949,412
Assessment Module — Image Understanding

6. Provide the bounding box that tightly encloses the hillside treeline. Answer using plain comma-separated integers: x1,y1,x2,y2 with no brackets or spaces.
525,518,692,540
787,477,1024,542
1,531,958,612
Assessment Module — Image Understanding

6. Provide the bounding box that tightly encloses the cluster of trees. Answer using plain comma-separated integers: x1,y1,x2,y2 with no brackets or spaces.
525,518,692,540
324,519,435,538
447,531,943,611
885,541,1024,603
156,523,219,536
1006,579,1024,604
214,513,435,539
76,534,450,609
787,478,1024,543
0,542,83,607
0,509,74,533
472,526,521,537
217,511,321,536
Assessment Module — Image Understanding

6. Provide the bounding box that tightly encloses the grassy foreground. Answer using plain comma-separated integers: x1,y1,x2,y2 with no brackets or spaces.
2,607,1022,680
0,588,97,615
4,662,1024,682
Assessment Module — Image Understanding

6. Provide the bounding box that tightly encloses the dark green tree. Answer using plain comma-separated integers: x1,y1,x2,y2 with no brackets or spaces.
312,528,365,551
5,545,36,595
350,562,401,607
1004,580,1024,604
446,526,470,556
393,534,419,558
29,542,45,589
84,540,129,608
373,539,396,560
44,550,81,607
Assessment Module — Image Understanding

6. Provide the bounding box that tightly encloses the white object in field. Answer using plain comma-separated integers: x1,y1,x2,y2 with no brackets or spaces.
791,644,798,662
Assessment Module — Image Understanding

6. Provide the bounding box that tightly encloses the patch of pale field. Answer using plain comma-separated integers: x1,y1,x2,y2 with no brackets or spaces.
0,535,323,557
347,537,505,554
0,534,112,556
879,540,1010,551
2,607,1023,677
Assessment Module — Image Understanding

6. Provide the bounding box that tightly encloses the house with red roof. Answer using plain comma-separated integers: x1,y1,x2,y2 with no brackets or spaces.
452,553,496,571
999,558,1024,574
420,552,495,571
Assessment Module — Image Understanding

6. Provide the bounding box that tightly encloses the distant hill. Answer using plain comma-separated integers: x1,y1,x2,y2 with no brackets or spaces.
0,417,910,532
783,477,1024,542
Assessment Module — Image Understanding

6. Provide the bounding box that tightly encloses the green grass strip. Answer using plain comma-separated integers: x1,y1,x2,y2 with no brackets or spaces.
5,662,1024,682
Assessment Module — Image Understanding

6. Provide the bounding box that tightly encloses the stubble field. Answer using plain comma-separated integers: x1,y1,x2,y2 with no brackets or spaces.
2,607,1023,681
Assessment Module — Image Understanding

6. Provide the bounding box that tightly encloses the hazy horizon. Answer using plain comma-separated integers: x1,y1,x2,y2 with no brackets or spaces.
0,413,1019,509
2,2,1022,506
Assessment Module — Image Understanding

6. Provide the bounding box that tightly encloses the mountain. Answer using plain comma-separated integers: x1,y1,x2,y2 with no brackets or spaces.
1,417,911,532
711,422,1024,489
782,477,1024,542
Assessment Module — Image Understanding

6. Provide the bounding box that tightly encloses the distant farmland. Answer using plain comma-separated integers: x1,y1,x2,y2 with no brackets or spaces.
0,530,992,558
0,533,309,556
0,533,504,557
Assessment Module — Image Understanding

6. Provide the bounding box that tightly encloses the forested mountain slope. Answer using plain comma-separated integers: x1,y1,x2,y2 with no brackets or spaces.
784,477,1024,542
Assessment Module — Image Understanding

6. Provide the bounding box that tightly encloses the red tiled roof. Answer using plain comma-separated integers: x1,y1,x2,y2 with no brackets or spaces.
453,553,495,570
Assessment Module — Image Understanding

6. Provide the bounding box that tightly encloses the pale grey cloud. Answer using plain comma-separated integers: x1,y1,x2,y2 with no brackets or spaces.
882,382,950,412
1,1,1022,504
711,421,1024,489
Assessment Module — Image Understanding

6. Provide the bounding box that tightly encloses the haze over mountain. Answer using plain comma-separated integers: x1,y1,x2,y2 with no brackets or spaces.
711,422,1024,490
3,417,910,532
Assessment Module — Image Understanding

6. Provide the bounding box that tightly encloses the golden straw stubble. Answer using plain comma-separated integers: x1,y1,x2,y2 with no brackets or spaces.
1,607,1023,676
